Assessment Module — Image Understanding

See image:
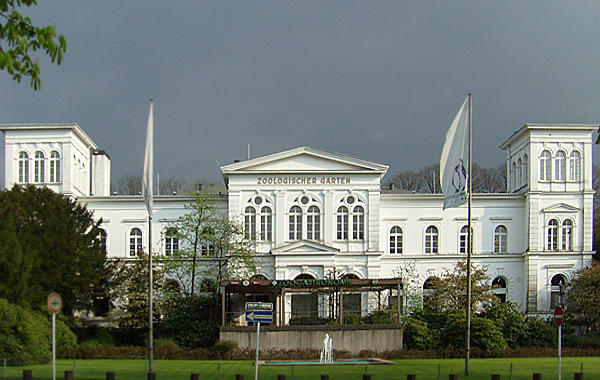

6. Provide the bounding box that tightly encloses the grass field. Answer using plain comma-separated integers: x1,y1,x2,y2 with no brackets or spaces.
3,357,599,380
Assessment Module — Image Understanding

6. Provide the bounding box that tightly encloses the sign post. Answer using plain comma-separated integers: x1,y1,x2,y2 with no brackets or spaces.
554,305,564,380
245,302,273,380
47,293,62,380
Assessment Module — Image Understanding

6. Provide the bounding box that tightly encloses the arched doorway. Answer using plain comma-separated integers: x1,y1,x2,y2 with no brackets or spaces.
291,274,319,322
550,274,566,309
342,273,361,316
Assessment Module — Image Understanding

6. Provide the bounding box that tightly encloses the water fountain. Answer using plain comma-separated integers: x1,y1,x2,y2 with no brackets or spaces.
320,333,333,363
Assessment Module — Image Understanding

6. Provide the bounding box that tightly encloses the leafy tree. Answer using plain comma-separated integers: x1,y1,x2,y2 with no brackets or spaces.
392,261,422,320
568,261,600,333
424,260,497,313
110,251,167,345
164,191,258,299
0,185,108,314
0,0,67,90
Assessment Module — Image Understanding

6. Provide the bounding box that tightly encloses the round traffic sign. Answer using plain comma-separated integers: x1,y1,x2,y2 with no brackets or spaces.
554,305,564,327
47,293,62,314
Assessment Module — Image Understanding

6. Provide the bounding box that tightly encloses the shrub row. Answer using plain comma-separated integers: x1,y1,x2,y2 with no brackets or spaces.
60,341,600,361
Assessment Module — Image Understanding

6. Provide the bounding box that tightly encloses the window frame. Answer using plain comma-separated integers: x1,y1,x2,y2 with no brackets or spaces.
34,151,45,183
554,151,566,181
493,225,508,253
18,151,30,183
540,150,551,181
49,151,61,183
389,226,403,254
569,151,581,181
129,227,143,257
425,225,439,254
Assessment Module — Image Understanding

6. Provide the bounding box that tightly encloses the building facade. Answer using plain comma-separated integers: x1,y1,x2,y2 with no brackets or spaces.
1,122,595,318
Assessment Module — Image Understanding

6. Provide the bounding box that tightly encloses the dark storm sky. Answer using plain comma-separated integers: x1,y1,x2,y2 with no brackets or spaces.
2,1,599,187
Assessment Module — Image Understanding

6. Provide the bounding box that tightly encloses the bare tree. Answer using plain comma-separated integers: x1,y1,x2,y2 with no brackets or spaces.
419,164,441,193
159,177,189,195
114,174,142,195
471,164,506,193
387,162,506,194
389,171,423,192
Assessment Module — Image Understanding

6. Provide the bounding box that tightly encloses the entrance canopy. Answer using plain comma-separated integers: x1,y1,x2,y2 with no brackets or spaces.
220,278,402,326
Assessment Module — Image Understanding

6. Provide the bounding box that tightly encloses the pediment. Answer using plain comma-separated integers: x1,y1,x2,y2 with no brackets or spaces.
542,203,580,213
221,146,388,176
271,240,340,255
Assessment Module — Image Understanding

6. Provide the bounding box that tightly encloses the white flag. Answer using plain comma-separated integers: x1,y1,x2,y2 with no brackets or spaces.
440,96,469,209
143,100,154,217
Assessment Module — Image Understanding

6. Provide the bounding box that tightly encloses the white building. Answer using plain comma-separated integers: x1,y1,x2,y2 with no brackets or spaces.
1,122,595,319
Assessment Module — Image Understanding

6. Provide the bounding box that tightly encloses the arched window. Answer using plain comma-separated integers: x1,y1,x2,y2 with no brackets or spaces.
569,151,581,181
547,219,559,251
336,206,349,240
494,225,508,253
259,206,273,241
459,225,473,254
49,151,61,182
523,154,528,186
97,228,107,254
425,226,439,254
510,162,516,189
422,277,436,310
561,219,573,251
555,151,566,181
165,227,179,256
540,150,551,181
289,206,302,240
244,206,256,239
492,277,507,303
18,152,29,183
129,228,143,256
306,205,321,240
517,158,522,188
34,151,45,183
390,226,403,254
352,205,365,240
550,274,566,309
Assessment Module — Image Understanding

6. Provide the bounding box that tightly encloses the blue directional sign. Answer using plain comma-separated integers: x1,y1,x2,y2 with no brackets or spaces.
245,310,273,323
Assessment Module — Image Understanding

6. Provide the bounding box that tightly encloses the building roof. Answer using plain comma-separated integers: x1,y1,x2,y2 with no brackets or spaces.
499,123,598,150
0,123,99,150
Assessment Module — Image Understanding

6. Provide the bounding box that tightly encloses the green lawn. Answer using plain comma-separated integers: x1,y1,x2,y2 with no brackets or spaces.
2,357,598,380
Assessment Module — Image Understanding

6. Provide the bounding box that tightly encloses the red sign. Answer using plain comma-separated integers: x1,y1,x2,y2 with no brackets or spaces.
47,293,62,314
554,305,564,327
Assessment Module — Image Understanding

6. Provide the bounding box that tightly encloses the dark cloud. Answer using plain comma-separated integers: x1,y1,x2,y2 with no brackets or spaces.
2,1,600,188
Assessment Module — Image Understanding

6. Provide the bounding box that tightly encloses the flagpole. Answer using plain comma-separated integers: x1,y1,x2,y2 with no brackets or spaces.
465,93,472,375
143,99,154,377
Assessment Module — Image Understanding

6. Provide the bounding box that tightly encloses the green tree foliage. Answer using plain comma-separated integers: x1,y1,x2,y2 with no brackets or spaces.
568,261,600,333
160,296,220,349
164,191,257,299
482,302,527,348
0,298,77,365
424,260,497,313
392,261,422,320
442,313,507,355
0,185,108,314
110,251,167,345
0,0,67,90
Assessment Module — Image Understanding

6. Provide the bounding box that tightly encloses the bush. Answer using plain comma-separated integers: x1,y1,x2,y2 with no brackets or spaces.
483,302,527,348
403,317,434,350
159,296,220,348
0,298,77,365
521,317,557,347
442,313,507,355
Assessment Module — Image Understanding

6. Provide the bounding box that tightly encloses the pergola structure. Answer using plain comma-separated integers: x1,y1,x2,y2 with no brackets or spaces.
220,278,402,326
